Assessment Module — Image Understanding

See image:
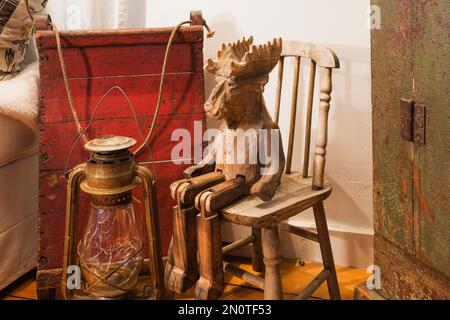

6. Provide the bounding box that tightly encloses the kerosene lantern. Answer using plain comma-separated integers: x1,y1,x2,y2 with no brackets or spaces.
62,135,164,300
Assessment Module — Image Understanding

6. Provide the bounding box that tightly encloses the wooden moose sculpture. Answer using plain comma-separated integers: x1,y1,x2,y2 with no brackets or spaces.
165,37,285,298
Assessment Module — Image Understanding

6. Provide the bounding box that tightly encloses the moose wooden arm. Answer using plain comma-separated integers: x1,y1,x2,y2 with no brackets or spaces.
250,121,286,201
183,162,216,179
183,139,217,179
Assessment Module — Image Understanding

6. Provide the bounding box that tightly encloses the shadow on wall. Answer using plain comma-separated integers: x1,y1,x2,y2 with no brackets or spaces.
326,176,373,232
273,43,372,223
222,220,374,269
279,229,374,269
322,43,373,228
279,43,373,267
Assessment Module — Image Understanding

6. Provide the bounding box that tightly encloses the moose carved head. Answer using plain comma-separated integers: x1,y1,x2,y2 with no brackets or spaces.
204,37,282,123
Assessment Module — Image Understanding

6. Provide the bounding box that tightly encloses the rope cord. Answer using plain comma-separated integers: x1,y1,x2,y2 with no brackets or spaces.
133,19,215,155
133,20,191,155
52,22,88,143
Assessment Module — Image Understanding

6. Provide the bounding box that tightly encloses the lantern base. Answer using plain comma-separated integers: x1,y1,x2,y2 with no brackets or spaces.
37,261,163,300
80,261,142,300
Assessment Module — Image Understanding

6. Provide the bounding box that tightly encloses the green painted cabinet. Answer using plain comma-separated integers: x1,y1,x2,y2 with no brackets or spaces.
372,0,449,299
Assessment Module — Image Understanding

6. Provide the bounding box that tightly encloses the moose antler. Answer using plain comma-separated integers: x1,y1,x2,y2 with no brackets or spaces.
206,37,282,79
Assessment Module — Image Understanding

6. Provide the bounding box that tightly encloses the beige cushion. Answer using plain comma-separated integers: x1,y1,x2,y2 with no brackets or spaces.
0,0,46,81
0,153,38,290
0,114,38,167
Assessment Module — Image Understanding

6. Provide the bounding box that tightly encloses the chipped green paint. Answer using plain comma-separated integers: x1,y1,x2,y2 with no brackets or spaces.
372,0,415,253
372,0,450,299
412,0,450,278
375,235,450,299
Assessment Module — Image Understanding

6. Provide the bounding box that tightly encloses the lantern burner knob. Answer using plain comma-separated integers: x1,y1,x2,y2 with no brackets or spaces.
84,135,137,153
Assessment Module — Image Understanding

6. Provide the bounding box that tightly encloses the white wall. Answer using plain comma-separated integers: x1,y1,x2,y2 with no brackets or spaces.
47,0,374,268
145,0,373,268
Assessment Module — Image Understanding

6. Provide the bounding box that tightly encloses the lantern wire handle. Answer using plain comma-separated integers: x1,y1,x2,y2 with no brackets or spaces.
51,17,215,160
63,86,150,178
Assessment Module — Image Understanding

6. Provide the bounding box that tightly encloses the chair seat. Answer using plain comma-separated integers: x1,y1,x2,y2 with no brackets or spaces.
220,172,332,228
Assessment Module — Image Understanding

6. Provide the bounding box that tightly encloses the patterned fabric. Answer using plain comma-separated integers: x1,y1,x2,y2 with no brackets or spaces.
0,0,47,81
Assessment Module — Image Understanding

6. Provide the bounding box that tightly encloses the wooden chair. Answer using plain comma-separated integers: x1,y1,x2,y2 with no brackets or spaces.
195,41,341,300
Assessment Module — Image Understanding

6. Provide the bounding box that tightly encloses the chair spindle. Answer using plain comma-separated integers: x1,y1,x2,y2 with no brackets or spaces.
312,67,332,190
286,56,301,174
302,60,317,178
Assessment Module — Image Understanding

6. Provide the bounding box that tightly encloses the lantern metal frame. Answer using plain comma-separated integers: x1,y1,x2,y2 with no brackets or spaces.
61,136,165,300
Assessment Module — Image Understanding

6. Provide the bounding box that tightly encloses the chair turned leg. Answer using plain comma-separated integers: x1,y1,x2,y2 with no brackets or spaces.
195,213,224,300
262,227,283,300
166,205,199,294
313,201,341,300
252,227,264,272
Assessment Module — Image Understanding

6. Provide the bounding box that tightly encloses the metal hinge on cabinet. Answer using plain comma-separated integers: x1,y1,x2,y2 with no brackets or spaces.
400,98,426,145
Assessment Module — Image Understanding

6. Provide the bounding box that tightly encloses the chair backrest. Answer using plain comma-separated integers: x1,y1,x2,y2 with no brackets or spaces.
274,41,340,190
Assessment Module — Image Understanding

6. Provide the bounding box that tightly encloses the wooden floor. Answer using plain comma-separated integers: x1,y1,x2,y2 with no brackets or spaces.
0,257,368,300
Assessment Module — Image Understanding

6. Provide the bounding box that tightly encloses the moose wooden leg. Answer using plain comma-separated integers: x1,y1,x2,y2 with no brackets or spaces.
262,227,283,300
166,205,199,294
194,178,246,300
165,172,226,294
313,201,341,300
195,213,223,300
164,237,174,287
163,238,176,299
252,227,264,272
